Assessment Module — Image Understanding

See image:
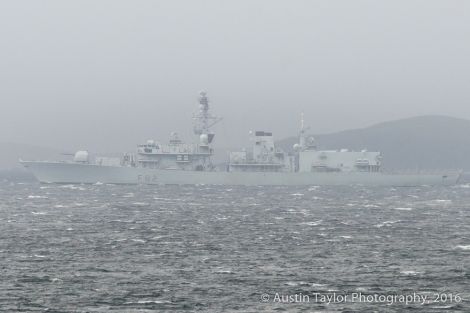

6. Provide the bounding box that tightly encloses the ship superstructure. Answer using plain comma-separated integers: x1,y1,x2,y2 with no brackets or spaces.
123,91,220,171
228,114,382,175
229,131,293,172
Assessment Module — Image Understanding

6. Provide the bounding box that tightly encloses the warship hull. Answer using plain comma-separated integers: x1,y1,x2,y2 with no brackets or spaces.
21,161,460,186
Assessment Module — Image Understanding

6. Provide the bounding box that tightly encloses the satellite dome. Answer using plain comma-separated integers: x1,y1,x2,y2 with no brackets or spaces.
200,134,209,145
73,151,89,163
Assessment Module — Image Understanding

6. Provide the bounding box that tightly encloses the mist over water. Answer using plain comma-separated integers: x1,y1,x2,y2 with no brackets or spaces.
1,182,469,312
1,1,470,151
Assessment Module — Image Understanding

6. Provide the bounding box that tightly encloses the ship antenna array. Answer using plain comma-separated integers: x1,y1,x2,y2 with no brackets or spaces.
193,91,222,135
300,112,310,134
299,112,311,150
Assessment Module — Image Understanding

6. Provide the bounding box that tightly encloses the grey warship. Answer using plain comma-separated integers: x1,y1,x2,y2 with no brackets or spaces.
21,92,460,186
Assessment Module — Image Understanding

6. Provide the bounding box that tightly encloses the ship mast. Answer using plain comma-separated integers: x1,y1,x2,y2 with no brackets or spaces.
299,112,306,150
298,112,314,151
193,91,222,141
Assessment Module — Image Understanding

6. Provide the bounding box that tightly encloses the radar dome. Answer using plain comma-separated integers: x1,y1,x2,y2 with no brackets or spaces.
200,134,209,145
73,151,89,163
293,144,301,152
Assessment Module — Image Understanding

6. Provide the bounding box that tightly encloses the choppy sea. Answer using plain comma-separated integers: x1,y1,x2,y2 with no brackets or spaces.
0,181,469,312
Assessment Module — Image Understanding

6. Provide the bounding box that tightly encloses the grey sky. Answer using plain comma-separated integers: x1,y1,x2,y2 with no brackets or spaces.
0,0,469,152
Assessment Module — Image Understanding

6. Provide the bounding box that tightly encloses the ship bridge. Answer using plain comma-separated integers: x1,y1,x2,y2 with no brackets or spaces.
125,92,220,171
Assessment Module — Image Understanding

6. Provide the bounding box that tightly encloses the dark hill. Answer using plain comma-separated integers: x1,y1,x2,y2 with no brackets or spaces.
277,115,470,170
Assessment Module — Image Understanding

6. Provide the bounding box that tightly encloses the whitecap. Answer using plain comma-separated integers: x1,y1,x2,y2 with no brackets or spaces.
33,254,47,258
187,202,202,206
132,202,149,206
28,195,48,199
285,281,299,286
124,300,172,304
302,221,322,226
131,239,146,243
286,208,299,213
394,207,413,211
376,220,400,228
31,211,47,215
151,235,168,240
427,199,452,206
60,185,80,190
400,270,421,276
291,193,304,196
455,245,470,250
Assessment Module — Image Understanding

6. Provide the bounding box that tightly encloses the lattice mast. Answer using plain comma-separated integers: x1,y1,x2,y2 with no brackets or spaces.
193,91,222,142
